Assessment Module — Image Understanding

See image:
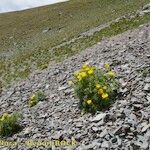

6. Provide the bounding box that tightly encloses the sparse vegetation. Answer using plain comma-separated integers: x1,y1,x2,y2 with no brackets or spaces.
54,13,150,61
142,68,150,78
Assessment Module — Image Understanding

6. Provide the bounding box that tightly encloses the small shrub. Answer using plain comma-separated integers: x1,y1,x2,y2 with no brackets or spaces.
72,63,119,113
142,69,150,77
29,91,46,107
0,112,22,137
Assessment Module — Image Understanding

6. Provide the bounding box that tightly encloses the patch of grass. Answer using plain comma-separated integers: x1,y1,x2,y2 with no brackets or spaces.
0,0,150,88
54,13,150,61
137,67,150,78
0,0,149,53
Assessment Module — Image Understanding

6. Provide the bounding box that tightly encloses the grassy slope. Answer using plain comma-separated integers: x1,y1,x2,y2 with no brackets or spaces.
0,0,150,87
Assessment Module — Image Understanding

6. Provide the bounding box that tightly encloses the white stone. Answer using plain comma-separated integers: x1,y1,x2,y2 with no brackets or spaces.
92,113,106,122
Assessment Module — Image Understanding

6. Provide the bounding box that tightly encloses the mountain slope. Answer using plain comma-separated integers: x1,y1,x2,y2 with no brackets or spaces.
0,24,150,150
0,0,150,87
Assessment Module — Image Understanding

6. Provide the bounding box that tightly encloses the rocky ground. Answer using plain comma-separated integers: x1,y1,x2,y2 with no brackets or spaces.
0,23,150,150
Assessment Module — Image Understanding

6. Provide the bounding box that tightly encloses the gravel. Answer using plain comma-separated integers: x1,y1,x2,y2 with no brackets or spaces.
0,23,150,150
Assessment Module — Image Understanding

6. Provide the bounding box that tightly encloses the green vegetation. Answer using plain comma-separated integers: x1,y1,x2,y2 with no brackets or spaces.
72,63,119,113
142,69,150,77
0,112,22,137
137,67,150,78
0,0,150,88
54,13,150,59
29,91,46,107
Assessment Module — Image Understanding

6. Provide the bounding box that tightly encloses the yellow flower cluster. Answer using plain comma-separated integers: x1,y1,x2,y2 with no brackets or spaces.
74,64,95,81
96,84,109,99
104,63,116,78
86,99,92,105
104,63,110,70
29,94,37,107
31,94,36,100
106,71,116,78
0,113,11,121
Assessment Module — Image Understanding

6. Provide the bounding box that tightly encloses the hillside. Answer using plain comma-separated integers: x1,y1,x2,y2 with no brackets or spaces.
0,1,150,150
0,23,150,150
0,0,150,88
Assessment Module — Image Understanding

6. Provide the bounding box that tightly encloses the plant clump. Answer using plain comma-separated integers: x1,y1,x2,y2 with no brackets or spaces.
0,112,22,137
72,63,119,113
29,91,46,107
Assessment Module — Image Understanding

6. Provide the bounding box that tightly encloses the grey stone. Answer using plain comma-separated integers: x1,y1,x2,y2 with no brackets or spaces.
119,87,128,93
101,141,110,148
144,84,150,92
112,137,117,143
76,122,83,128
99,129,108,138
117,136,122,146
58,86,68,91
146,95,150,101
92,127,99,132
141,141,149,149
91,113,106,122
42,28,51,33
23,127,32,135
141,124,150,133
114,126,122,135
129,113,137,123
145,77,150,83
143,3,150,11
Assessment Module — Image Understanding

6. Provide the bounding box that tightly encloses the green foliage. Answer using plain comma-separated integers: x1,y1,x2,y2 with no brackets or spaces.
40,64,48,70
0,112,22,137
142,68,150,78
29,91,46,107
72,64,119,113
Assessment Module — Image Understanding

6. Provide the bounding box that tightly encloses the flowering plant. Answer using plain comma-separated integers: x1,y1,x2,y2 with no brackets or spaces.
29,91,46,107
0,112,22,136
72,63,119,113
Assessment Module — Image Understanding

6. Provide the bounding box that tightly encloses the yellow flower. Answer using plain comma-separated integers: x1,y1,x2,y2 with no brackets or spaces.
96,84,101,89
99,88,104,94
29,101,35,107
104,63,110,70
1,113,9,121
88,69,94,75
102,93,109,99
85,67,90,72
106,71,116,78
80,72,87,78
77,75,82,81
87,100,92,105
31,94,36,100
